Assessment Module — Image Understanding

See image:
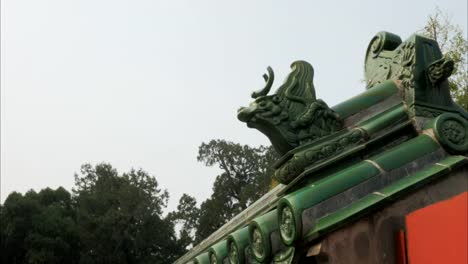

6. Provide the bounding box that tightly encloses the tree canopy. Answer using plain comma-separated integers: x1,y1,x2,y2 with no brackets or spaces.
172,140,278,247
73,163,184,263
1,188,80,264
1,163,185,264
0,144,277,260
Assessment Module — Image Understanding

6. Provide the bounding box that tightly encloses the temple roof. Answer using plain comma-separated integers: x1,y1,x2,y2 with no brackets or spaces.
174,31,467,264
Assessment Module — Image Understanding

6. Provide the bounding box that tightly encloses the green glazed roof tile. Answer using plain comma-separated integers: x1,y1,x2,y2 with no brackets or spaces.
226,226,250,264
304,155,467,241
208,240,227,264
370,134,440,171
357,103,408,136
281,161,380,215
332,80,399,119
248,209,278,262
193,252,210,264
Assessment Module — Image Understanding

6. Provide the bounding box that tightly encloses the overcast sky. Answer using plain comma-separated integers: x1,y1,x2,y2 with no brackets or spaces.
1,0,467,211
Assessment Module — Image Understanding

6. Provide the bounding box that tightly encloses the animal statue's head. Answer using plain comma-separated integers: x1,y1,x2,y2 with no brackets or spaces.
238,61,342,155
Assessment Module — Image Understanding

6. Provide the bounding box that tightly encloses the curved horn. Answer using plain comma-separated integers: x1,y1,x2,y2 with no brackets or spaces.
251,66,274,98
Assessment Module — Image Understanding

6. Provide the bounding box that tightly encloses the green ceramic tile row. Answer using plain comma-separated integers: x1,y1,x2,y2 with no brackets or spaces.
277,133,441,245
278,161,379,245
304,155,467,241
208,239,227,264
248,209,278,262
332,80,399,119
281,104,409,191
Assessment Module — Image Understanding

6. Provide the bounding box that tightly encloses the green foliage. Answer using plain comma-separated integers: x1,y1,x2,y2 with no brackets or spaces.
173,140,278,246
1,188,80,264
423,8,468,109
1,163,186,264
73,163,184,264
197,140,278,207
168,194,200,249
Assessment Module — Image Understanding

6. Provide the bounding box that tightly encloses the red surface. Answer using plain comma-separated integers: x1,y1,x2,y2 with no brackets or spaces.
406,192,468,264
395,230,407,264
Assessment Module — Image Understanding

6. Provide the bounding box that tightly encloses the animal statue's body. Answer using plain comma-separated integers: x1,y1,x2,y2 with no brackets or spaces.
238,61,342,155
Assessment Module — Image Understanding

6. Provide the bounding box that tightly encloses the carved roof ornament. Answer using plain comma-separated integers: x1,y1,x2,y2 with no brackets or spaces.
364,31,466,118
237,61,342,156
236,32,467,186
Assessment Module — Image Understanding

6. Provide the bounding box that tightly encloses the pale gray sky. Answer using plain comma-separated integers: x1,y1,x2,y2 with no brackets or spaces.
1,0,467,211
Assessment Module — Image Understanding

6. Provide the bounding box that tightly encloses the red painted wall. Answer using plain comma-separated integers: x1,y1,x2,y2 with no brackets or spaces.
406,191,468,264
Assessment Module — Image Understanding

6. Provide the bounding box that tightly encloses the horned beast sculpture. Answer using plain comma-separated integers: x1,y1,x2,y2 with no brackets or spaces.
238,61,342,155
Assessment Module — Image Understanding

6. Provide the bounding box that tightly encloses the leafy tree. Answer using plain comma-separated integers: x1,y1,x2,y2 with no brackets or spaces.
1,164,188,263
1,191,40,264
423,8,468,109
1,188,80,264
73,163,185,264
168,194,200,249
197,140,278,208
174,140,278,245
